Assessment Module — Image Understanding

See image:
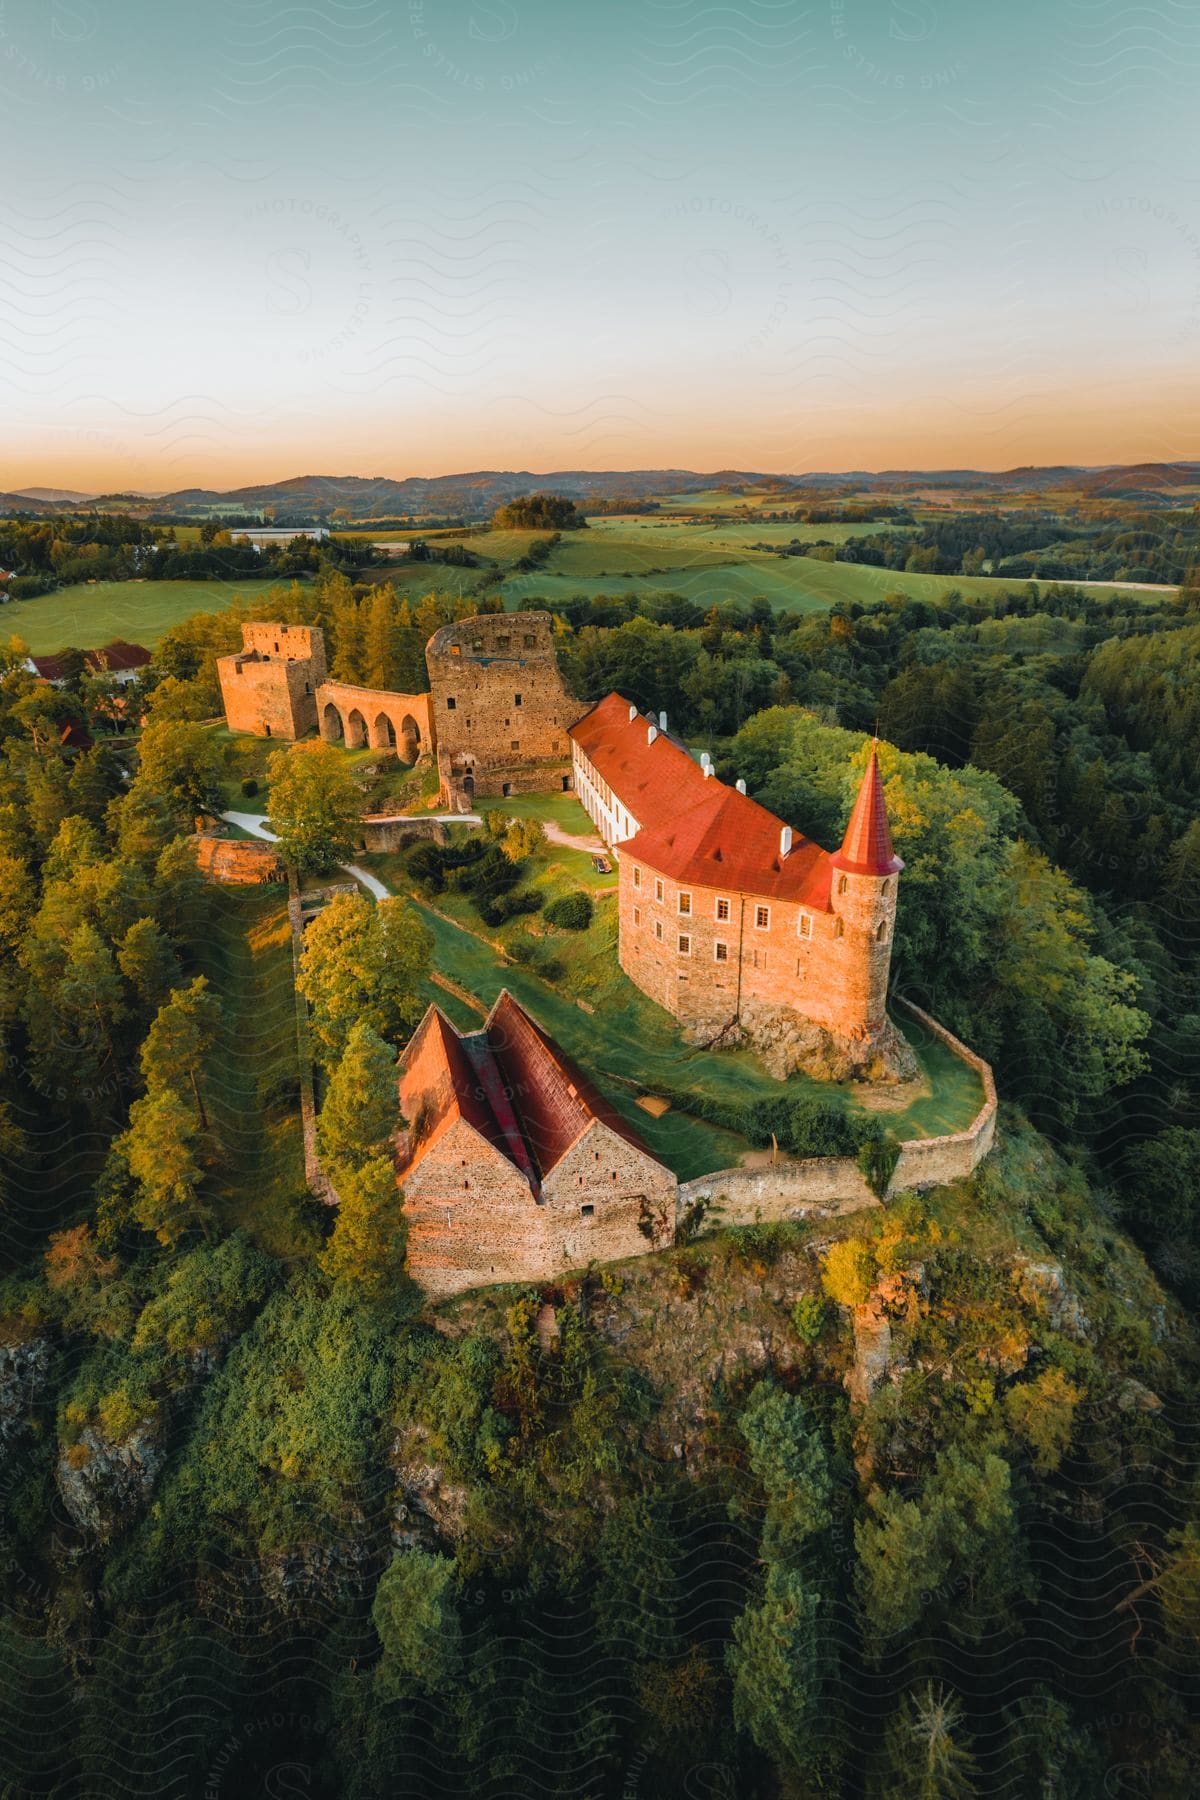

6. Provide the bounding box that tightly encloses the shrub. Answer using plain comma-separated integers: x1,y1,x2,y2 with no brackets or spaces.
545,890,594,930
746,1093,866,1158
821,1237,875,1308
858,1128,902,1198
240,776,258,797
791,1294,829,1344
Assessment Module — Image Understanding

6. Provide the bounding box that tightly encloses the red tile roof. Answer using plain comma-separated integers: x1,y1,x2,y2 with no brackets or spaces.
398,990,659,1192
86,640,151,674
832,748,903,877
570,690,836,908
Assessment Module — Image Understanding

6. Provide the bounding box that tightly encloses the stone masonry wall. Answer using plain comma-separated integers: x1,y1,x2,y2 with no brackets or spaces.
317,682,434,757
193,834,284,885
678,1000,997,1227
426,612,578,809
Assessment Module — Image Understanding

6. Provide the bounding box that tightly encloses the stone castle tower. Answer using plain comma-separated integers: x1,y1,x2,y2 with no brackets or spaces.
216,622,327,740
827,746,904,1040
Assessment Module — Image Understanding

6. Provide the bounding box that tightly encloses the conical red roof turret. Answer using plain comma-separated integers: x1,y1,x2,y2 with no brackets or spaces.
831,745,903,877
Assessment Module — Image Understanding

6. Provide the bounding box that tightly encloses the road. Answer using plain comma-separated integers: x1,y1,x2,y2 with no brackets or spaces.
219,810,390,901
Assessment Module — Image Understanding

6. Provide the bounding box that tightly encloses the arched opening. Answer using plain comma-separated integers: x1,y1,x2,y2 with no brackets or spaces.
876,921,888,942
834,919,844,939
837,874,848,896
321,702,343,743
345,708,367,749
371,712,397,751
400,714,421,763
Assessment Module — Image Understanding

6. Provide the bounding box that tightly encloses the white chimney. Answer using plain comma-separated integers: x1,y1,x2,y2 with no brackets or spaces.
700,751,711,770
658,710,667,730
647,724,658,744
736,778,746,794
780,825,793,857
628,702,637,721
704,764,714,777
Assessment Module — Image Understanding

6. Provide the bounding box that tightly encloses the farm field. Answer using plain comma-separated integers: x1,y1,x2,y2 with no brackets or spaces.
4,576,292,653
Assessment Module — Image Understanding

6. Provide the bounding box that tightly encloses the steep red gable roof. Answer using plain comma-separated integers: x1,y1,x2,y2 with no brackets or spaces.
86,640,151,674
485,990,651,1174
398,991,661,1191
571,690,834,907
831,748,903,878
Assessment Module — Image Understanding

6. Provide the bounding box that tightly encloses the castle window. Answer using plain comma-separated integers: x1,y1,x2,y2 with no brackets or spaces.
655,878,664,903
678,892,691,916
716,897,731,922
678,934,690,955
755,905,770,930
654,921,663,942
838,874,848,895
714,941,728,962
472,638,483,650
797,913,812,938
497,635,510,650
633,866,641,888
581,1204,594,1217
633,907,640,925
835,919,844,938
446,696,456,710
511,740,519,750
876,921,888,942
515,692,522,705
524,633,536,647
881,878,890,896
503,783,512,797
450,644,461,655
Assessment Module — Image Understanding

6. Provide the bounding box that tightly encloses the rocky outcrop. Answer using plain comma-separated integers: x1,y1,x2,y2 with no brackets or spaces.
0,1335,51,1449
1013,1257,1090,1339
391,1423,471,1550
56,1420,165,1541
688,1004,919,1084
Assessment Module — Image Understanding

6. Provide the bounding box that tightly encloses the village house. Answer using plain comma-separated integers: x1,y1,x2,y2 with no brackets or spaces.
397,990,677,1296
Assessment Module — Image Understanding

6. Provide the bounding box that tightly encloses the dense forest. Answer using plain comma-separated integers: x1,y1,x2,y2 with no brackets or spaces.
0,557,1198,1795
825,511,1200,585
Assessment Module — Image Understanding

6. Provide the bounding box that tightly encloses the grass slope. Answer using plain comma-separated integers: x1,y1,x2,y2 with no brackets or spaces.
4,578,292,654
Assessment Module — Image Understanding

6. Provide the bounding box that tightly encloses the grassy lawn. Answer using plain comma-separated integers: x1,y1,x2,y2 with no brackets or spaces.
194,886,320,1261
208,726,432,814
4,577,295,654
366,814,984,1180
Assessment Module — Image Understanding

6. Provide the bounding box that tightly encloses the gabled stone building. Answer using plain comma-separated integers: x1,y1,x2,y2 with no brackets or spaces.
397,990,676,1296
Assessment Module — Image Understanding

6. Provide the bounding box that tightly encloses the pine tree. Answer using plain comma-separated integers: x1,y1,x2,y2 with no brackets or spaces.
139,976,219,1130
321,1155,406,1298
878,1684,979,1800
317,1022,397,1170
120,1088,207,1247
117,917,181,1010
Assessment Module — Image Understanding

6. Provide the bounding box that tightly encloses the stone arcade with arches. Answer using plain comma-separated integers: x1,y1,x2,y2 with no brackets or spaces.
316,681,432,762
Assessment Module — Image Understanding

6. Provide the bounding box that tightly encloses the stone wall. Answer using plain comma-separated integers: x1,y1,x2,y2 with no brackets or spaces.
216,623,327,741
425,611,578,809
678,1000,997,1228
317,682,433,759
193,833,284,885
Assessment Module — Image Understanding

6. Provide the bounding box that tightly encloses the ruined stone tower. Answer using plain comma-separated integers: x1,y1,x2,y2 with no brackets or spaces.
216,622,327,740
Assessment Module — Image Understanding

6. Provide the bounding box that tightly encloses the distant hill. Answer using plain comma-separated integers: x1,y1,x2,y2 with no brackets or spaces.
4,461,1199,522
12,487,94,504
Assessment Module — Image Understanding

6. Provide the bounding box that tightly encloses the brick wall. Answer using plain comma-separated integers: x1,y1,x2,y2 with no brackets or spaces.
617,853,898,1042
426,612,578,808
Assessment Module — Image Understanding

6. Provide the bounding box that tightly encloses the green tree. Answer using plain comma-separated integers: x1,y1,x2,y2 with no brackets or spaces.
739,1381,832,1561
266,741,363,871
119,1088,207,1246
298,892,432,1063
878,1684,979,1800
371,1550,462,1695
56,921,127,1085
139,977,220,1130
317,1022,397,1170
321,1156,406,1299
727,1563,823,1776
116,917,181,1010
132,718,224,824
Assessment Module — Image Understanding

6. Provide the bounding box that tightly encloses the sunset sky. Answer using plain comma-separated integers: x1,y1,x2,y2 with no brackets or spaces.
2,0,1198,492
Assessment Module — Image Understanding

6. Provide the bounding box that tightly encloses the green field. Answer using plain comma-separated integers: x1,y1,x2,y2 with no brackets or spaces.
4,577,292,654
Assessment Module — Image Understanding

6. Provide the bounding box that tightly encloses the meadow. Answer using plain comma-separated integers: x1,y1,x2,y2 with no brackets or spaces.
3,577,290,653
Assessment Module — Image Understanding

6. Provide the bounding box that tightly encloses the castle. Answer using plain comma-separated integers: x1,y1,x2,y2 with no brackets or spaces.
570,695,914,1082
219,610,911,1079
217,611,572,808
